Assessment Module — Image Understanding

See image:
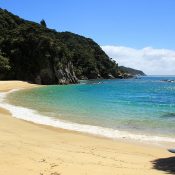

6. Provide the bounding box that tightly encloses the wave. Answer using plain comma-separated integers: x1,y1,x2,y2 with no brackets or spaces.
1,89,175,143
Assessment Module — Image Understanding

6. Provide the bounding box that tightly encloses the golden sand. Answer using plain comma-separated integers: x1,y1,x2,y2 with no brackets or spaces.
0,81,174,175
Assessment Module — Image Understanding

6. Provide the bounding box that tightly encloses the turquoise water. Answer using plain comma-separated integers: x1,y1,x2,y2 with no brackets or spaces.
6,76,175,138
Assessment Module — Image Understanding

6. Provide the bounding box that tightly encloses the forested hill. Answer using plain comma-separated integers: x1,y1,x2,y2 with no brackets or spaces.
119,66,145,76
0,9,145,85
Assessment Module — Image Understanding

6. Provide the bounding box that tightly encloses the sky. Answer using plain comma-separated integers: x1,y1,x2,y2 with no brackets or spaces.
1,0,175,75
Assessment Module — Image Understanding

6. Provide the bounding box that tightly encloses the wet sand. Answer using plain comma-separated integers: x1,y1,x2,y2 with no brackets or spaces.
0,81,174,175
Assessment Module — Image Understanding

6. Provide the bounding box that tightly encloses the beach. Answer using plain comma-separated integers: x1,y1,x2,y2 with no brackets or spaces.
0,81,174,175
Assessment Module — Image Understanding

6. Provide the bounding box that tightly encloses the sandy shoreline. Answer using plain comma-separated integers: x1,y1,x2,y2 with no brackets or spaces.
0,81,174,175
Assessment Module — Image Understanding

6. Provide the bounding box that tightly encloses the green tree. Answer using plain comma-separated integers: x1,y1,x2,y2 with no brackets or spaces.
0,55,11,72
40,19,47,27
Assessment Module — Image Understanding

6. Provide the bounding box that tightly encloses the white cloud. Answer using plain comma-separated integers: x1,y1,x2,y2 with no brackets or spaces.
101,45,175,75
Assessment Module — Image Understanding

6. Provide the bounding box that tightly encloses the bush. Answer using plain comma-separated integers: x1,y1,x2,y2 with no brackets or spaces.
0,54,11,71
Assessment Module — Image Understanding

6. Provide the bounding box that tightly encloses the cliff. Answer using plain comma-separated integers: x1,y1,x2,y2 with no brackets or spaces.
0,9,144,84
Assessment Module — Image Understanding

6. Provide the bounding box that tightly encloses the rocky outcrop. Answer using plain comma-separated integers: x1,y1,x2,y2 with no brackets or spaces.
54,62,78,84
0,9,145,85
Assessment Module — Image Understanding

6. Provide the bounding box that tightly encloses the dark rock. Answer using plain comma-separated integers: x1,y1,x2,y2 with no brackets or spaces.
161,79,175,83
54,62,78,84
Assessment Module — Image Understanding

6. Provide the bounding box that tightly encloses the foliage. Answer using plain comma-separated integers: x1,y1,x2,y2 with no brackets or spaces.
40,19,47,27
119,66,145,76
0,8,142,84
0,54,11,71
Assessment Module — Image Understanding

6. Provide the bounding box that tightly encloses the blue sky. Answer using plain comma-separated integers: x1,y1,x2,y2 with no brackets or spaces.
1,0,175,74
1,0,175,49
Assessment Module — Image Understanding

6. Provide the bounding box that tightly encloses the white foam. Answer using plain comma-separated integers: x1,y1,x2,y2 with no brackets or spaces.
1,89,175,143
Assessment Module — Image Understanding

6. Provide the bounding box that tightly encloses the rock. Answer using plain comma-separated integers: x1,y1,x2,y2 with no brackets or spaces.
54,62,78,84
161,79,175,83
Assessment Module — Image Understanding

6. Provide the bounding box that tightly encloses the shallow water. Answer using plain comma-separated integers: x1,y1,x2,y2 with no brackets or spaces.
4,76,175,142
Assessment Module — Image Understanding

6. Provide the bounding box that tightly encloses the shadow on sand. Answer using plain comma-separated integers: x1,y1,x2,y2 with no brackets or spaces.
152,156,175,174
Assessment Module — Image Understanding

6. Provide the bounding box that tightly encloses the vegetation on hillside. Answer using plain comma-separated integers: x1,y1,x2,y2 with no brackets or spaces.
0,8,145,84
119,66,145,76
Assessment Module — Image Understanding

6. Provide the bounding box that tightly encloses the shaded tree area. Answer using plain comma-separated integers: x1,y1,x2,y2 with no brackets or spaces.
0,8,136,84
57,32,120,79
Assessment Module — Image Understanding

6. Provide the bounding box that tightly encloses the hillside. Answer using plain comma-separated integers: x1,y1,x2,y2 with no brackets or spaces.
0,9,144,84
119,66,146,76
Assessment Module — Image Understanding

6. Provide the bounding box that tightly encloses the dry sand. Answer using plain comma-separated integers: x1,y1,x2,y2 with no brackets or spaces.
0,80,39,92
0,81,174,175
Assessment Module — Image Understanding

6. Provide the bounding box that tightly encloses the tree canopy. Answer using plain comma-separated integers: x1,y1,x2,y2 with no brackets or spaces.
40,19,47,27
0,8,144,84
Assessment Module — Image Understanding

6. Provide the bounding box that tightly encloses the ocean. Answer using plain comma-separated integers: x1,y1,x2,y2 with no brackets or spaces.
1,76,175,143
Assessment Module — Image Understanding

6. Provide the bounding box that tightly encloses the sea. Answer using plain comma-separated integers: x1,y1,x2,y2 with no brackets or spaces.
1,76,175,144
